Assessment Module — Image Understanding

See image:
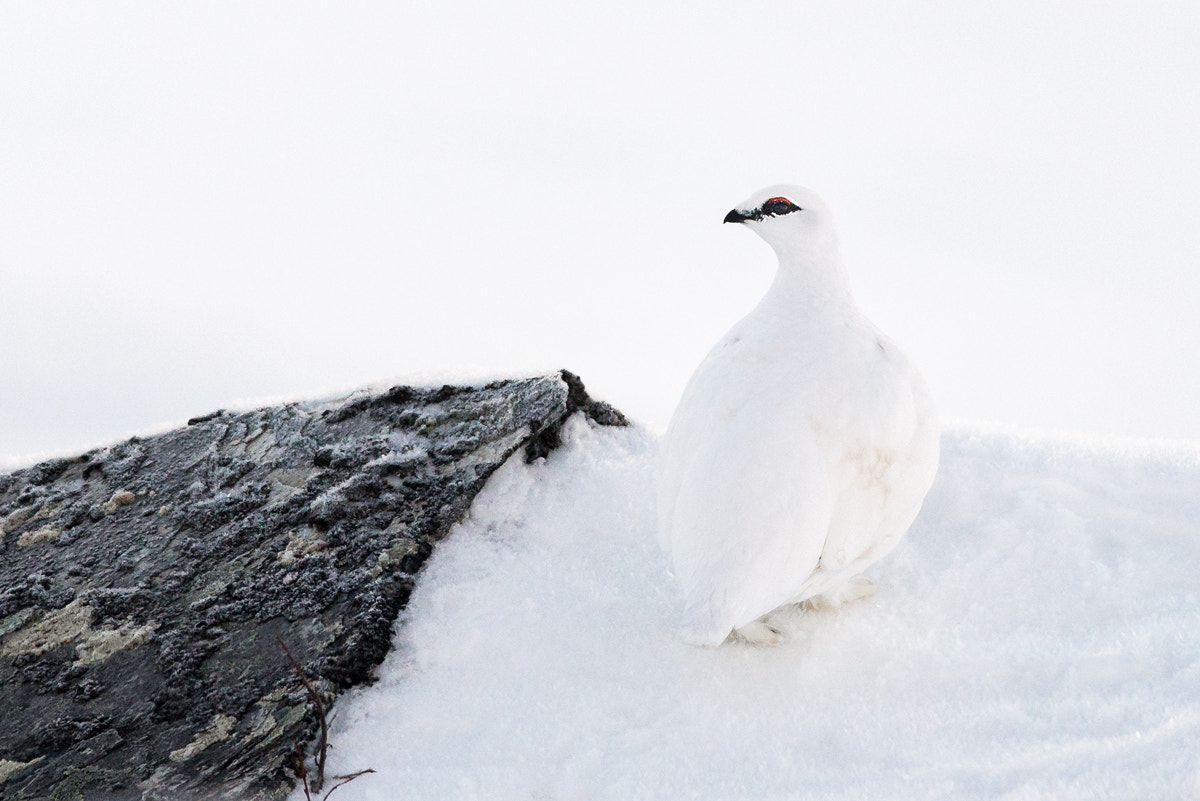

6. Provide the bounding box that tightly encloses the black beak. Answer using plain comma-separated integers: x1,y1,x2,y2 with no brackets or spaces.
724,208,749,224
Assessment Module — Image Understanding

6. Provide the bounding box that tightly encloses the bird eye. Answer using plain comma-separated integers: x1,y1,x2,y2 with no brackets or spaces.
762,197,799,216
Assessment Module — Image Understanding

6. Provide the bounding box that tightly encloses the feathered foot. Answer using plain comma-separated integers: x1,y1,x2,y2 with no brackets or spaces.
731,618,782,646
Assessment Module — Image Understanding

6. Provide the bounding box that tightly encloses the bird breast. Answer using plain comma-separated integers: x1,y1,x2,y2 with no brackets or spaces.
660,303,937,561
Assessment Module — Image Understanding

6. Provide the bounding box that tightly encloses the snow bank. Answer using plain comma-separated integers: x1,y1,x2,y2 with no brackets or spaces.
300,417,1200,800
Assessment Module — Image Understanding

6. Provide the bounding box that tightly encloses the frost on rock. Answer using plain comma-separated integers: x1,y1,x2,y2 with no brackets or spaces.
0,370,624,800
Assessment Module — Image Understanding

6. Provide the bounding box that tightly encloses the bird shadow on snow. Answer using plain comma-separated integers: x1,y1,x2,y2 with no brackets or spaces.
304,416,1200,801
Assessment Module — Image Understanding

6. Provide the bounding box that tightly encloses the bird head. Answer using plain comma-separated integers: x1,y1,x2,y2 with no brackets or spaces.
723,185,838,261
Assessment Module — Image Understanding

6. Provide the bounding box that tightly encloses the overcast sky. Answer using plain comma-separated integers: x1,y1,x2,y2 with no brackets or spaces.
2,1,1199,467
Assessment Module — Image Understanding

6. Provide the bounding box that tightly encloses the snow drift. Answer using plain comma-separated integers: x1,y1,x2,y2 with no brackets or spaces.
295,416,1200,800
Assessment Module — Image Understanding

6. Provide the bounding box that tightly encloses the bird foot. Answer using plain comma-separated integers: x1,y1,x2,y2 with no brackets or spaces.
731,618,782,646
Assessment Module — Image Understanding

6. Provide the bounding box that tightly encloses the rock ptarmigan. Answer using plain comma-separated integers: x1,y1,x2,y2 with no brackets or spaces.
657,185,940,647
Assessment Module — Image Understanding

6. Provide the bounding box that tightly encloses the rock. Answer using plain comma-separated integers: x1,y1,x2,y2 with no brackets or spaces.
0,371,625,800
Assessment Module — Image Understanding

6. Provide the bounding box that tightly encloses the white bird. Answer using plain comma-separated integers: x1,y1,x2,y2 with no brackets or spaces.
657,185,940,647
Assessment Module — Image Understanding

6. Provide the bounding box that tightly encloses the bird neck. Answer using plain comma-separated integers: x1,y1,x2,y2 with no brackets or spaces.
765,240,855,309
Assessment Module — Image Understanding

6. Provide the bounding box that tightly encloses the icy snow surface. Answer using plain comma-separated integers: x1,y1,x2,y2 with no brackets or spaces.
300,416,1200,800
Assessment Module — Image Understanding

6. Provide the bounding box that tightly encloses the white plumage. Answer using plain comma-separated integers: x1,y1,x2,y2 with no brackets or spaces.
658,185,940,647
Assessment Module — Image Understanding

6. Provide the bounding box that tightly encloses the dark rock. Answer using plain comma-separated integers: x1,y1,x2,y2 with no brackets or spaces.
186,411,226,427
0,371,624,800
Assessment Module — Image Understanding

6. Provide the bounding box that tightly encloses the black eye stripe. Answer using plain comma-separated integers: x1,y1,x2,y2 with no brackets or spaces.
741,198,802,221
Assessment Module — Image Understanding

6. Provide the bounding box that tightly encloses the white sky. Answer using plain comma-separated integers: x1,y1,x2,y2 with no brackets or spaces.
3,1,1199,465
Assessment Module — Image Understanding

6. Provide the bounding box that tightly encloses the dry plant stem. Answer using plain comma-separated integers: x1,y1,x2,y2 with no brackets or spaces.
278,636,329,793
293,743,311,801
322,769,378,800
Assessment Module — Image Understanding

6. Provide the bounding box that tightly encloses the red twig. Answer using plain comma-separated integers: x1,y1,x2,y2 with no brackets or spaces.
277,636,329,793
321,768,378,800
292,743,312,801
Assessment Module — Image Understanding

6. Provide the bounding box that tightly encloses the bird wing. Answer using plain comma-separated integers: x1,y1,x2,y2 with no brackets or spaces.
814,332,940,574
660,353,836,645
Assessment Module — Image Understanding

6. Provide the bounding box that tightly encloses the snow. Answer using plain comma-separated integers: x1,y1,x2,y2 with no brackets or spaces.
296,415,1200,800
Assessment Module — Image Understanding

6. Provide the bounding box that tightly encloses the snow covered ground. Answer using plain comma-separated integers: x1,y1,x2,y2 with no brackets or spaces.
298,416,1200,800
